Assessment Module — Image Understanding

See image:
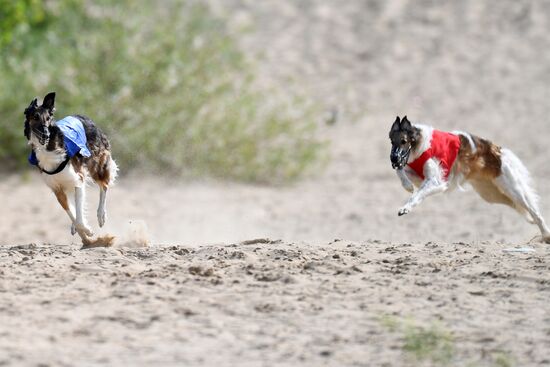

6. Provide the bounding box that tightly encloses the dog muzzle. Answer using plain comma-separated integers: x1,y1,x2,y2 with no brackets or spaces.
390,146,411,170
32,127,50,146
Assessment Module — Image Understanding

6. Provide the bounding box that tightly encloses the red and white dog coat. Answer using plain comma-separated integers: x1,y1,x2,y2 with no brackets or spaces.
407,130,461,180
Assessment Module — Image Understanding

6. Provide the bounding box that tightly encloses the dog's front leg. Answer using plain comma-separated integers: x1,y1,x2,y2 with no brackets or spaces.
74,186,94,237
398,178,447,216
398,159,447,216
396,169,415,193
53,189,78,233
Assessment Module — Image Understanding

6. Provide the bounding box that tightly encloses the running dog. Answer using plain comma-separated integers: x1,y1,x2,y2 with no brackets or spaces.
24,92,118,246
389,115,550,243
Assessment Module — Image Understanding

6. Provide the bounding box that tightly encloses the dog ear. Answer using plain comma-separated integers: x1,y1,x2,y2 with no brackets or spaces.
24,121,30,139
42,92,56,113
389,116,401,137
24,98,38,115
401,115,412,130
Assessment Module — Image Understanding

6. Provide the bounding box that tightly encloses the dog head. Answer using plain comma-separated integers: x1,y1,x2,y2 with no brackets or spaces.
389,115,419,170
24,92,56,145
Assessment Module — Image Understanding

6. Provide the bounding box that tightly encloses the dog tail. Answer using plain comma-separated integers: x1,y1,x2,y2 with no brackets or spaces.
500,148,540,210
108,156,119,186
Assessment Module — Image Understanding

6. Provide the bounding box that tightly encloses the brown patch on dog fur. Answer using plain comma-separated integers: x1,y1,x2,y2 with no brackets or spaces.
81,234,116,249
455,134,515,207
69,150,112,188
456,134,502,180
86,151,112,189
69,156,86,182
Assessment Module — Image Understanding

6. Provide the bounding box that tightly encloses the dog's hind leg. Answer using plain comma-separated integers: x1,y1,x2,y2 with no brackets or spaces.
495,178,550,240
469,179,535,223
97,185,108,228
494,149,550,242
97,159,117,228
89,154,117,228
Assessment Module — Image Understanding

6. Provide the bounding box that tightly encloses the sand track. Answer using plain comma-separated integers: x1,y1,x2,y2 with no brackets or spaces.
0,240,548,366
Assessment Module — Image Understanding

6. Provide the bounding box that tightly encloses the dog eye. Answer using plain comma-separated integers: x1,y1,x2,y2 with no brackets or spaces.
401,139,406,144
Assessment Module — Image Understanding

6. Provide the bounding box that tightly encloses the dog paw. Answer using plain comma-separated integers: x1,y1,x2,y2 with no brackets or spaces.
97,209,106,228
398,207,410,216
543,235,550,244
404,184,414,193
75,223,94,237
71,223,77,236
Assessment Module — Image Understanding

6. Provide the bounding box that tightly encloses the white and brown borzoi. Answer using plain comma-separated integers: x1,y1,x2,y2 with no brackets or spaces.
389,115,550,243
24,92,118,247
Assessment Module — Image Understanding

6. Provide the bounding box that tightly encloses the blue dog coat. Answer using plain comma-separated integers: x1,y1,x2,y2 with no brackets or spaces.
29,116,92,166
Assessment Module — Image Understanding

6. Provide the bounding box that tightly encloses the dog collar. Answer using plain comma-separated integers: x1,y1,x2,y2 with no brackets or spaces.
39,156,71,175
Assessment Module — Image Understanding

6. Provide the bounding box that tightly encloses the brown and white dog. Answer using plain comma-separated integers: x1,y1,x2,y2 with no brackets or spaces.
389,115,550,243
24,92,118,246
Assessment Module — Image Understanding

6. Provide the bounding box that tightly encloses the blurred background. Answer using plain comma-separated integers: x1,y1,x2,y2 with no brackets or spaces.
1,0,549,246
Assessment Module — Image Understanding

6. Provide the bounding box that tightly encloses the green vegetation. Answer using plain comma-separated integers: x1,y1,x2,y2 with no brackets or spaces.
0,0,324,182
380,315,517,367
402,321,454,365
0,0,47,47
380,315,455,365
491,352,514,367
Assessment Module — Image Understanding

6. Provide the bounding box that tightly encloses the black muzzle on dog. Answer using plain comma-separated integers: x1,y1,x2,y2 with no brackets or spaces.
390,145,411,170
32,126,50,146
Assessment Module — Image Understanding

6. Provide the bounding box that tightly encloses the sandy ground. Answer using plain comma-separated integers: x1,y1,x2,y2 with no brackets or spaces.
2,0,550,366
1,240,549,366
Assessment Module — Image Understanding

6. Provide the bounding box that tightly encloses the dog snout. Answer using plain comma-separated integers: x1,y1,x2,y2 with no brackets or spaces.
390,152,399,164
390,147,400,164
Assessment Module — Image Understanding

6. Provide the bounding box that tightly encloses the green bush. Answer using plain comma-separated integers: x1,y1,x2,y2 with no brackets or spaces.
0,0,324,182
0,0,47,47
